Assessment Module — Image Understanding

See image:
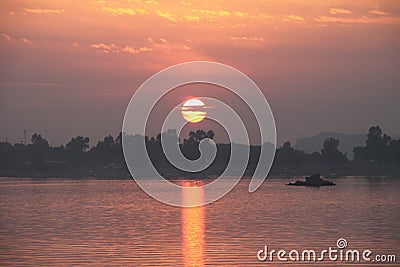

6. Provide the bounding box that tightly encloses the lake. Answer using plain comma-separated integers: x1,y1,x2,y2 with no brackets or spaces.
0,177,399,266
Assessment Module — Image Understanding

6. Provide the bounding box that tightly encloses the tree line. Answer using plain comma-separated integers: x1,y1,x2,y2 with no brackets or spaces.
0,126,399,177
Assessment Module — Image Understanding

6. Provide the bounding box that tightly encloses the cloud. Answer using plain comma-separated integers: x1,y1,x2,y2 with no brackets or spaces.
229,36,264,42
368,10,390,16
145,0,158,5
183,15,201,21
91,43,118,53
1,81,62,88
92,43,153,55
191,9,218,17
329,8,352,15
95,93,131,97
21,38,31,44
219,10,230,16
91,43,117,50
135,8,148,15
234,11,245,17
92,40,167,55
122,46,139,54
315,16,400,24
157,10,178,22
282,15,306,22
154,8,253,23
139,46,153,52
90,37,193,57
23,8,65,14
1,33,13,41
190,9,243,18
1,33,32,44
102,7,136,16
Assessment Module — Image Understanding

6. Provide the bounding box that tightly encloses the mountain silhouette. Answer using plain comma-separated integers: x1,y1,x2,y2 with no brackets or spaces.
294,132,366,159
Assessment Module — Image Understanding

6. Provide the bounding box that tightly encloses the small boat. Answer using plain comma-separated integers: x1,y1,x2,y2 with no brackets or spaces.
287,173,335,187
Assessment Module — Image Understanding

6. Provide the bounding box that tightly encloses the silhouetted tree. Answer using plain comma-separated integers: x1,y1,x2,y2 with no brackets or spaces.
275,142,304,166
206,130,215,139
30,133,50,163
115,132,122,145
0,142,16,165
90,135,115,160
321,138,348,166
195,129,206,142
188,131,196,143
354,126,391,164
66,136,89,153
31,133,49,147
114,132,124,160
66,136,89,162
387,139,400,166
182,129,212,160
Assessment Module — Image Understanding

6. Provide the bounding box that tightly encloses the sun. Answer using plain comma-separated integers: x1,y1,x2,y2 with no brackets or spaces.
182,98,206,123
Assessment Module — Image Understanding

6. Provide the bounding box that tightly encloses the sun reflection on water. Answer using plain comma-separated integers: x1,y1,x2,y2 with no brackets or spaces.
182,180,205,267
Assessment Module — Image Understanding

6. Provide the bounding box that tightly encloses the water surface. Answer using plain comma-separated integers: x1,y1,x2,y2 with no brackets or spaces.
0,177,399,266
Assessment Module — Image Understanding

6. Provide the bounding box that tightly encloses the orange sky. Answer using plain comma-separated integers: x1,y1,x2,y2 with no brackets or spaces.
0,0,399,145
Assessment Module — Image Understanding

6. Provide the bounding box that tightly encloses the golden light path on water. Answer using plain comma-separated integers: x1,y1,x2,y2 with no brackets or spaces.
182,181,205,267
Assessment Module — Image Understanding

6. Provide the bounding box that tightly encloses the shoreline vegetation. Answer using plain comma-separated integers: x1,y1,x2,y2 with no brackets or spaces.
1,126,399,179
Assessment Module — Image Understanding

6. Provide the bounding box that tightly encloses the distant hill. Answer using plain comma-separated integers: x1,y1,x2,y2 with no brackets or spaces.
294,132,366,159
